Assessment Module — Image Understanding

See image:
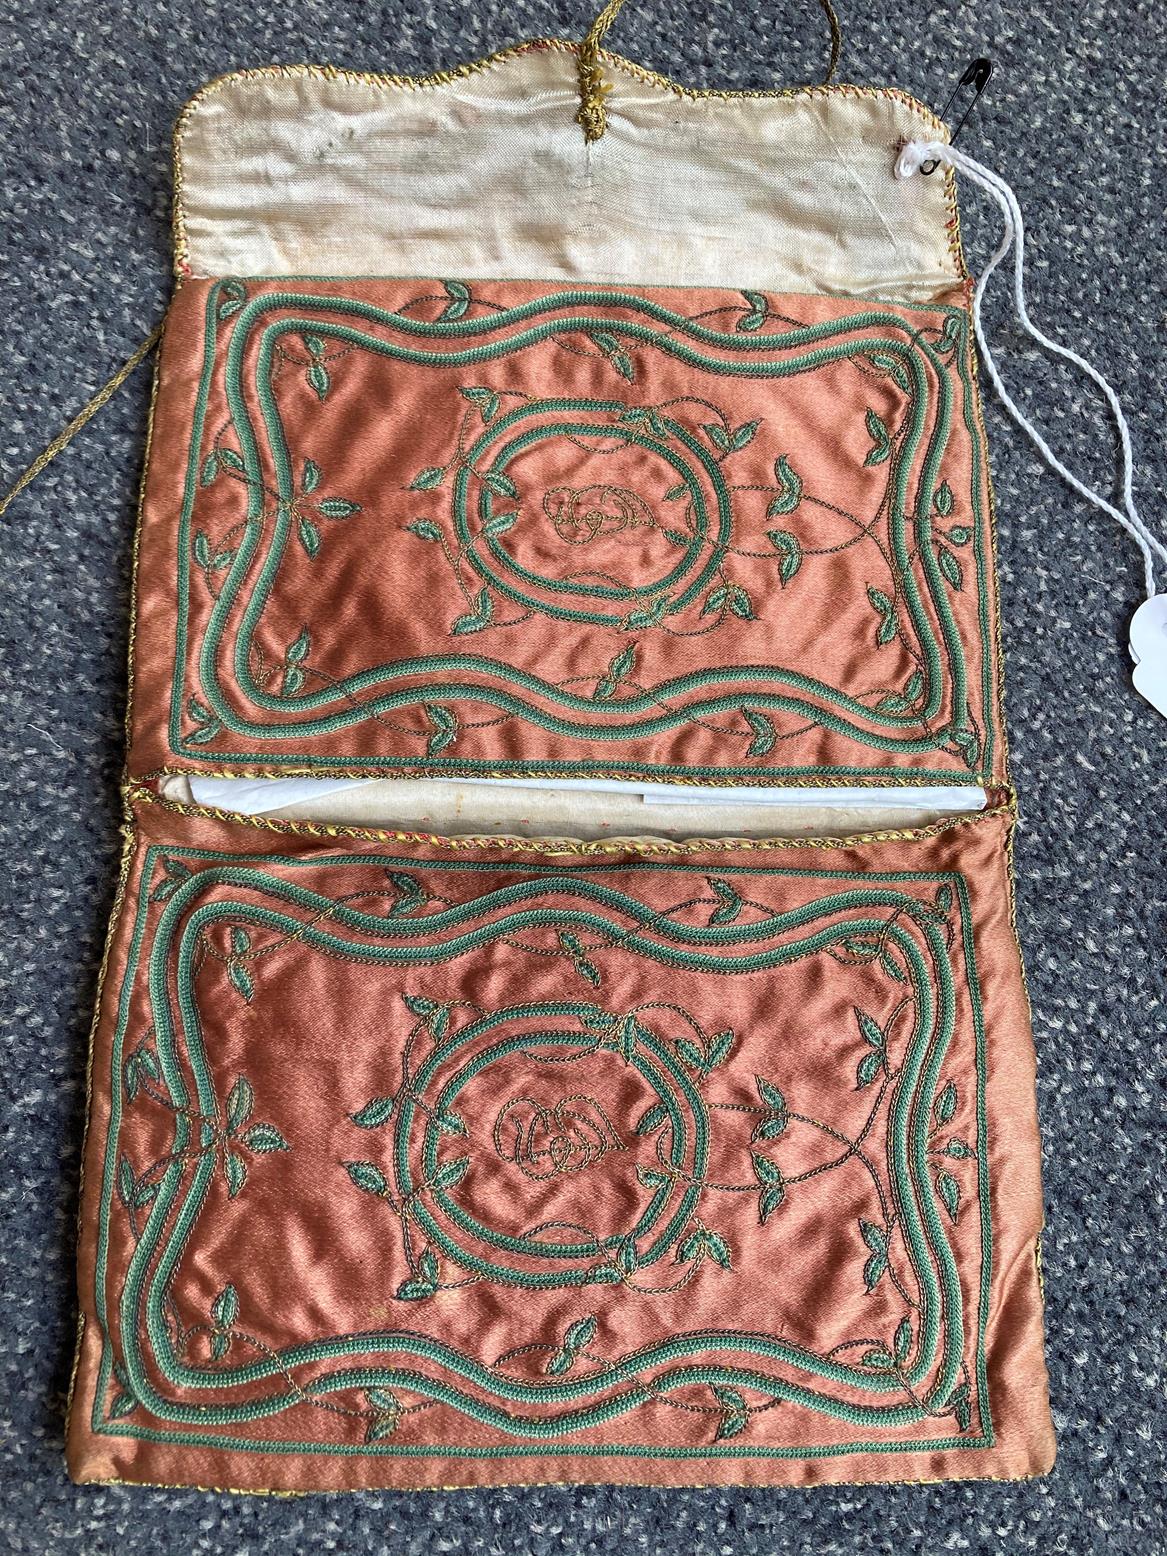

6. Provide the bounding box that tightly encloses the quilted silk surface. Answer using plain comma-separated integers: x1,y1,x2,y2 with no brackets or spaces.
65,40,1055,1492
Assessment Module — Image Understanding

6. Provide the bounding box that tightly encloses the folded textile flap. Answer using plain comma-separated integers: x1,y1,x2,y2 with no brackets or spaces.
67,796,1053,1491
128,275,1004,795
174,45,960,300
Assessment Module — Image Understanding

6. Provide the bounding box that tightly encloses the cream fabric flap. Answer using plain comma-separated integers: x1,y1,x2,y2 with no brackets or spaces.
175,43,959,299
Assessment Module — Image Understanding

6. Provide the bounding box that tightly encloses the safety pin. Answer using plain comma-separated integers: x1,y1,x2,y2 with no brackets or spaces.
920,58,993,174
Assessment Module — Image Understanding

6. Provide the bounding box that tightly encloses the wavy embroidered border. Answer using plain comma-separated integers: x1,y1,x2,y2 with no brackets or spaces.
91,847,994,1460
168,285,995,781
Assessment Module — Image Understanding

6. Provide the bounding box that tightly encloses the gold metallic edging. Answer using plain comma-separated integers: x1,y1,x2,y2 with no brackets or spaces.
125,779,1014,857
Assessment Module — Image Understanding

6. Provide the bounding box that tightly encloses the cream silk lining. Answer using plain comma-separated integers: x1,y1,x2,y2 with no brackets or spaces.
171,49,971,838
175,47,959,301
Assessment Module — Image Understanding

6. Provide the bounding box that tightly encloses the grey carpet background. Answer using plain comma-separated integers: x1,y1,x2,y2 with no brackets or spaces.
1,1,1164,1550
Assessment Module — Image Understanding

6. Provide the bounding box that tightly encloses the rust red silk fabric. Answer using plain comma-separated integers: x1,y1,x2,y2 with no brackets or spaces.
128,278,1004,788
67,798,1054,1490
66,252,1054,1489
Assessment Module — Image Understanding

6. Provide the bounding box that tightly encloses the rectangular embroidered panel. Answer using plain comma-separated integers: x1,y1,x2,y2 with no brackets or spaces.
67,800,1053,1491
64,43,1056,1494
128,277,1004,787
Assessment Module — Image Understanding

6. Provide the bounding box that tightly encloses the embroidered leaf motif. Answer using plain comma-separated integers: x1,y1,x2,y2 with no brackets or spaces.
227,932,254,1003
728,584,755,620
949,524,971,544
557,931,601,988
701,585,728,617
894,1316,913,1365
938,545,963,591
878,667,925,714
406,518,442,541
224,1151,247,1199
869,351,910,393
864,409,892,466
345,1160,388,1197
546,1314,598,1375
737,290,768,332
452,588,494,635
860,1219,888,1290
948,1380,973,1431
862,1346,894,1370
936,1170,961,1222
856,1008,886,1052
948,724,980,771
297,515,321,558
767,456,804,518
935,1080,958,1125
635,1101,669,1137
766,529,803,586
386,870,428,918
855,1050,882,1089
713,1386,749,1441
944,1136,973,1159
590,330,634,381
439,280,471,321
424,704,458,756
934,480,954,516
396,1247,440,1301
192,530,212,568
218,448,245,474
752,1076,788,1141
663,483,687,502
481,470,518,500
217,280,247,320
211,1283,238,1332
349,1096,396,1128
866,586,899,647
621,593,670,631
460,386,501,423
483,509,518,537
410,466,446,491
706,1030,734,1070
707,878,742,926
287,628,311,672
431,1156,470,1192
365,1388,401,1440
226,1075,253,1135
751,1152,785,1225
280,627,310,697
618,406,667,438
307,362,330,401
403,992,452,1041
150,857,192,902
187,696,222,746
108,1368,138,1420
706,421,759,454
594,643,637,702
238,1122,285,1153
123,1045,159,1103
199,452,220,486
316,498,360,520
615,1235,638,1275
743,710,776,757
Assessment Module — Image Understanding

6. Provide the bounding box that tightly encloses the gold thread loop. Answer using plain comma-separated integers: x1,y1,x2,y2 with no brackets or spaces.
0,325,162,521
576,0,844,141
577,0,627,141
